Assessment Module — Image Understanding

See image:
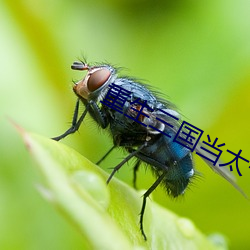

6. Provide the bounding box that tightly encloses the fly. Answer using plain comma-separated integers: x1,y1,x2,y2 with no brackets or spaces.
52,60,245,240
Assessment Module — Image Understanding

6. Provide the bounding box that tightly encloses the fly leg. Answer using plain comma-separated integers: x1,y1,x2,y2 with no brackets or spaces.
140,172,167,240
96,145,116,165
133,160,141,189
88,100,107,129
52,99,89,141
107,143,146,184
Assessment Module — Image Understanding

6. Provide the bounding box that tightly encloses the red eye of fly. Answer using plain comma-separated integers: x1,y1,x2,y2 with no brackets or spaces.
87,68,111,92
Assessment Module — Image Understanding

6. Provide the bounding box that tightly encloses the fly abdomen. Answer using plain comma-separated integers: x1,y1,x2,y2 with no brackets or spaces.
135,127,194,197
157,129,194,197
163,153,193,197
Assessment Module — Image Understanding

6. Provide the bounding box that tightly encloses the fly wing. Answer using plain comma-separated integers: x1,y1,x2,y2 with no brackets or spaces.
195,144,248,199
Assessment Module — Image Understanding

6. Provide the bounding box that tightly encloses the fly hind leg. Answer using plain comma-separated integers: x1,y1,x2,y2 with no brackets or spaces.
140,172,167,240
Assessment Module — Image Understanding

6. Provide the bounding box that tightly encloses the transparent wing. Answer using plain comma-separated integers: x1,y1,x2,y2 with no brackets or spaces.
195,144,248,199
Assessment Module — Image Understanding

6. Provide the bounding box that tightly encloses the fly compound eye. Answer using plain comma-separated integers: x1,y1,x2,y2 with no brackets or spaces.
87,68,111,92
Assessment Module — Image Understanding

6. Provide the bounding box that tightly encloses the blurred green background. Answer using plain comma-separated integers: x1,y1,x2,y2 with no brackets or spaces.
1,0,250,249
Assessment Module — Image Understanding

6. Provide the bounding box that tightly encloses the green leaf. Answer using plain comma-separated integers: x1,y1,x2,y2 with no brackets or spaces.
19,128,227,250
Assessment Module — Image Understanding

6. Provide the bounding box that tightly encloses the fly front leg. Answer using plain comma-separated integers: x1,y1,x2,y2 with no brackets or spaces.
88,100,108,129
52,98,108,141
52,99,89,141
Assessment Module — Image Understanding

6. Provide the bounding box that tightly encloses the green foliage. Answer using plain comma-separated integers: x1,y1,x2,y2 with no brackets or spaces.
1,1,250,249
18,127,226,250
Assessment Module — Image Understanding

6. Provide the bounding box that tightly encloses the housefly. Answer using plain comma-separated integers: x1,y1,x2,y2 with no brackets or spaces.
52,60,245,240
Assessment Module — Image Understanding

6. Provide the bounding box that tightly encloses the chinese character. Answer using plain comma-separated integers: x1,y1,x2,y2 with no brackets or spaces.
173,121,203,152
100,83,132,113
124,98,153,127
196,135,225,165
148,109,179,138
219,149,249,176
